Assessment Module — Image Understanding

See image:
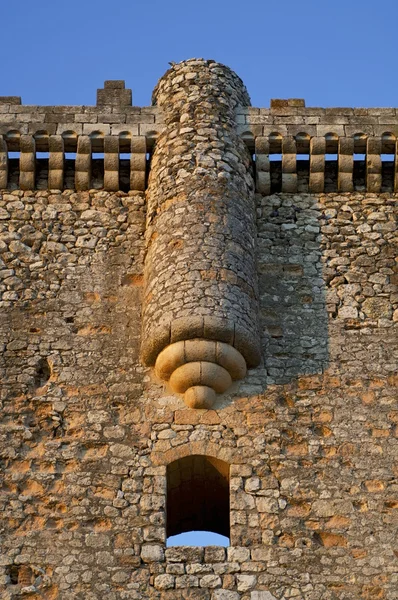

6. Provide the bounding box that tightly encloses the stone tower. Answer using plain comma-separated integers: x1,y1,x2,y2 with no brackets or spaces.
0,59,396,600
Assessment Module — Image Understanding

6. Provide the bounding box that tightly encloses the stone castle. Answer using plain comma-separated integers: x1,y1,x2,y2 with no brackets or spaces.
0,59,396,600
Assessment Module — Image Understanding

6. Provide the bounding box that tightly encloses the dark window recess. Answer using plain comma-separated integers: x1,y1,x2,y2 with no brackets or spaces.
270,159,282,193
36,154,49,190
64,154,76,189
353,160,366,189
167,455,230,541
297,157,310,193
33,358,51,388
324,160,338,192
91,154,104,189
119,154,131,192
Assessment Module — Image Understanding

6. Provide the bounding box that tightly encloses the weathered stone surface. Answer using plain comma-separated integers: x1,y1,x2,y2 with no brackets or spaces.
0,59,397,600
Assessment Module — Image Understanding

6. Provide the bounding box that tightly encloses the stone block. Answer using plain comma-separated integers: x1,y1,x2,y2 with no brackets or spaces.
0,96,21,104
141,544,165,562
271,98,305,108
165,547,204,563
212,591,240,600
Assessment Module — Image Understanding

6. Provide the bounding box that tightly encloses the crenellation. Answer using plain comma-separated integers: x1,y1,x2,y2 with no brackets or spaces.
96,80,132,108
0,59,397,600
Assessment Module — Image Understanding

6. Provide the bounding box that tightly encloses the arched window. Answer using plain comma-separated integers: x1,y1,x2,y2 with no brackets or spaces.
166,455,230,545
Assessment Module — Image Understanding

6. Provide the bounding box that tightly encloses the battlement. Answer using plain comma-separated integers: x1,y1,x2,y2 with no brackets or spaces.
1,80,398,194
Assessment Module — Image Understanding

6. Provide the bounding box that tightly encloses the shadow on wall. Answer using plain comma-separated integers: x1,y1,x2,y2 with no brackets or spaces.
257,194,329,384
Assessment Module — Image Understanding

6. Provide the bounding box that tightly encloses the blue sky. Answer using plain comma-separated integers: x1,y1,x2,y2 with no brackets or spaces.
2,0,398,109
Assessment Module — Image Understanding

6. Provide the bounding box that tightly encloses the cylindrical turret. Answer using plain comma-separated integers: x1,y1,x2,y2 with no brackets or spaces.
141,59,260,408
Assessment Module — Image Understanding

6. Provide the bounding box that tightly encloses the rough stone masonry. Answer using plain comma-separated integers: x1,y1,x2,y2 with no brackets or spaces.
0,59,397,600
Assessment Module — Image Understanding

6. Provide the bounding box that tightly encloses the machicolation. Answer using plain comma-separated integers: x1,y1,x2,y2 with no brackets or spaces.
0,58,397,600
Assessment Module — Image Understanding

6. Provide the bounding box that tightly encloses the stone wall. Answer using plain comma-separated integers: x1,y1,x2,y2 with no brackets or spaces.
0,59,397,600
1,187,396,599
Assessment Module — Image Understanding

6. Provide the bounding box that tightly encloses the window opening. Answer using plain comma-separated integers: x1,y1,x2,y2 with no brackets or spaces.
296,155,310,192
324,155,338,192
91,153,104,188
7,152,20,189
35,152,49,189
269,155,282,193
64,153,76,189
166,455,230,547
353,154,366,190
119,153,131,192
33,358,51,389
381,155,395,192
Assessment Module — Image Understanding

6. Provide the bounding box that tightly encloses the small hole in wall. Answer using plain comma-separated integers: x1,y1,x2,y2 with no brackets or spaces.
169,113,180,124
33,358,51,389
8,566,19,584
7,565,33,586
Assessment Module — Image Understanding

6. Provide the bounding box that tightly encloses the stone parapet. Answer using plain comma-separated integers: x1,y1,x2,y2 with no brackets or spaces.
2,81,398,195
